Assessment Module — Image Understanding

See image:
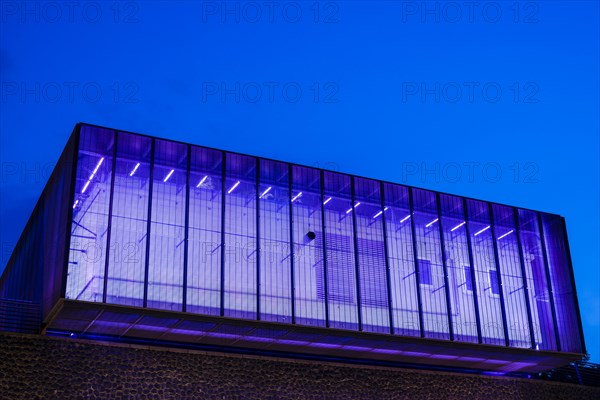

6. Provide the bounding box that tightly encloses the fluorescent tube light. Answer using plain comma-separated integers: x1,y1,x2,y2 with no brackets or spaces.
81,157,104,194
227,181,240,194
291,192,303,202
451,221,466,232
425,218,439,228
129,162,140,177
497,230,514,240
474,226,490,236
163,169,175,182
260,186,272,198
196,175,208,188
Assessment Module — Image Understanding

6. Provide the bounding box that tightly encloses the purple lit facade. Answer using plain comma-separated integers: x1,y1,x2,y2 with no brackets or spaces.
0,124,585,373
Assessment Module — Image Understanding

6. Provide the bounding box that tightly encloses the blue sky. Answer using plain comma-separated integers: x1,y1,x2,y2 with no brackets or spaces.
1,1,598,361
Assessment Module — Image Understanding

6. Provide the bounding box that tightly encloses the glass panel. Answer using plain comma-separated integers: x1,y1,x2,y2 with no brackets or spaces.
187,147,222,316
105,132,151,307
292,166,326,327
354,177,389,334
518,209,557,351
412,188,449,340
66,125,114,303
223,153,257,319
383,183,420,337
492,204,531,348
147,140,187,311
259,159,292,322
466,199,505,345
542,213,583,353
322,171,358,330
439,194,478,343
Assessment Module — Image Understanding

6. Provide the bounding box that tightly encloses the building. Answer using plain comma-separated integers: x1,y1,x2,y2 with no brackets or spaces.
0,123,586,374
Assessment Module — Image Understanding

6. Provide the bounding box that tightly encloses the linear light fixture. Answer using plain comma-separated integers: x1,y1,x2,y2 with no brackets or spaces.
400,214,411,223
323,197,332,205
72,200,79,209
260,186,272,198
451,221,466,232
163,169,175,182
291,192,303,202
196,175,208,188
129,162,140,177
81,157,104,194
474,225,490,236
346,202,361,214
425,218,439,228
372,207,389,219
227,181,240,194
497,230,514,240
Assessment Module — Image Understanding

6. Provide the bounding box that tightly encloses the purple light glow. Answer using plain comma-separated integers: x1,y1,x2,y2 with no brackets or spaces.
497,230,514,240
450,221,466,231
72,200,79,209
291,192,303,202
425,218,439,228
129,162,140,177
323,197,332,205
400,214,411,223
227,181,240,194
196,175,208,188
81,157,104,193
163,169,175,182
474,225,490,236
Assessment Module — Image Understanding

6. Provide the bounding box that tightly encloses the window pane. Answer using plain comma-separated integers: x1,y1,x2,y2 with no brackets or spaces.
518,209,557,351
105,132,151,307
383,183,420,337
67,126,114,303
322,171,358,330
259,159,292,322
542,213,583,353
147,140,187,311
492,204,531,348
466,199,505,345
187,147,222,316
223,153,257,319
292,166,326,327
440,194,478,343
412,188,449,340
354,177,389,334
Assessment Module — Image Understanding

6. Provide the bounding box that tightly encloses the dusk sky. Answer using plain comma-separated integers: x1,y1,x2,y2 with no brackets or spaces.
1,1,598,362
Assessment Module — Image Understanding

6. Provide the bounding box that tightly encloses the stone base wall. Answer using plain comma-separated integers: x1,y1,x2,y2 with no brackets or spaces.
0,332,597,399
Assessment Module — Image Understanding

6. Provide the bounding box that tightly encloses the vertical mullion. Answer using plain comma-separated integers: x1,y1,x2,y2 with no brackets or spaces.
256,159,261,321
220,152,226,317
436,193,454,341
61,125,81,299
463,198,482,344
350,177,362,331
380,182,394,335
560,217,586,353
513,208,535,349
102,130,118,304
488,203,510,346
319,170,330,328
408,187,425,338
288,164,296,324
142,139,156,308
538,213,561,351
182,145,191,313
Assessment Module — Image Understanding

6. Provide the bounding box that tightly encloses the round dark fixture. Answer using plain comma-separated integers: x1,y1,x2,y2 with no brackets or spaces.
306,231,316,241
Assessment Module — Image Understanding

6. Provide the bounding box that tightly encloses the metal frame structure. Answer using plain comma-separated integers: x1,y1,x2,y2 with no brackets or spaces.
0,123,586,374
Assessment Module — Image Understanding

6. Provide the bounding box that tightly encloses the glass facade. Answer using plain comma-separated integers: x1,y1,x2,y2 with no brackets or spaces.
26,124,581,355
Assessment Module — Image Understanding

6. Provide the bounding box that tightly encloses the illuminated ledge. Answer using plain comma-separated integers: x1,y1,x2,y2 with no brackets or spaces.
44,300,582,374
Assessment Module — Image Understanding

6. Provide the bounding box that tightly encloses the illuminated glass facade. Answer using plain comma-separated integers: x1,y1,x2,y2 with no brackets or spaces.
0,124,586,372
